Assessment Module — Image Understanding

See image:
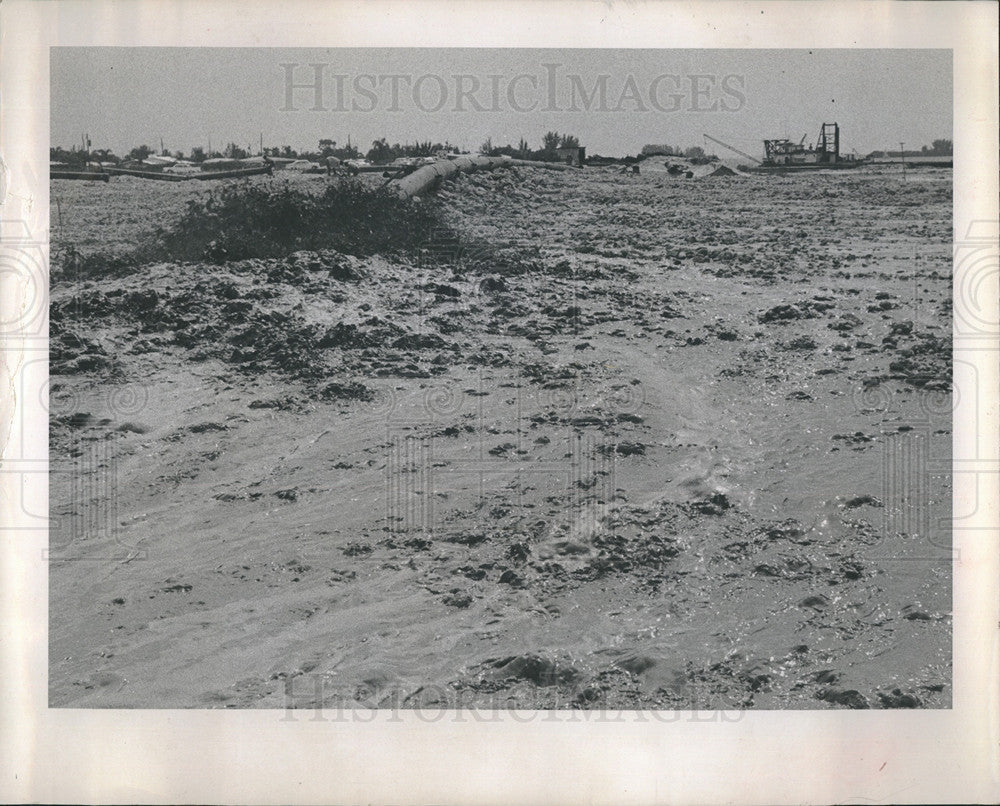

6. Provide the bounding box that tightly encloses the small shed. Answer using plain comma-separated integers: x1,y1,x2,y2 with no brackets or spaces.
554,146,586,167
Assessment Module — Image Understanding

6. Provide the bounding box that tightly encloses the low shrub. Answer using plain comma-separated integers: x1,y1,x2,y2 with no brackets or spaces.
53,178,442,277
159,178,440,263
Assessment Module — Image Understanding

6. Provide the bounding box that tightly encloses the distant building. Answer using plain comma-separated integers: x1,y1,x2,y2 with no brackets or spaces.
554,146,586,167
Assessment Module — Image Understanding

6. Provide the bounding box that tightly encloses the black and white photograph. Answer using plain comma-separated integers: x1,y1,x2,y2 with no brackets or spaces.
48,46,955,710
2,1,998,803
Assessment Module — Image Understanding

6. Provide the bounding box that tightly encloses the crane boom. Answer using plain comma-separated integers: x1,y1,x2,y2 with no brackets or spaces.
703,133,762,165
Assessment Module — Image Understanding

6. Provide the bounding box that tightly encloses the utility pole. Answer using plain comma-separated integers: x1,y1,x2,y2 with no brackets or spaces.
899,141,906,181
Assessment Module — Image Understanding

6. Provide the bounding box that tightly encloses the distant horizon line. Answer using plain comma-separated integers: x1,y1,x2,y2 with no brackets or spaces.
50,134,953,161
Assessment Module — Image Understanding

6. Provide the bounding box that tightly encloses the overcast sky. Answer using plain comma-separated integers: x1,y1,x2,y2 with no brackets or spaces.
51,48,951,157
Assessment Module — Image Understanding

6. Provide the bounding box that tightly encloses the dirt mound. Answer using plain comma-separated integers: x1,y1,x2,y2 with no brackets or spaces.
707,164,738,177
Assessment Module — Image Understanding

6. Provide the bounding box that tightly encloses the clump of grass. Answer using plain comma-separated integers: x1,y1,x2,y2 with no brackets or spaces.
159,179,440,264
53,178,441,278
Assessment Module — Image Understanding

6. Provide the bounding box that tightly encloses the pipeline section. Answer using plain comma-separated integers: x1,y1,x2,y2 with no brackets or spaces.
390,155,574,198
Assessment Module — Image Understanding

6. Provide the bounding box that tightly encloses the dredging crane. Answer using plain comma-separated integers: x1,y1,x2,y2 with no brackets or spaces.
703,133,762,165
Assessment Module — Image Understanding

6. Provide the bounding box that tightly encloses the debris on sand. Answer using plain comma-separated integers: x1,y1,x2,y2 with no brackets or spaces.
816,688,870,709
49,164,952,711
638,156,748,178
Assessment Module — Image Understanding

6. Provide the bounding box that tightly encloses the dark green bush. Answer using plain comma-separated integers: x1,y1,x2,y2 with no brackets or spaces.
157,179,440,263
53,178,442,278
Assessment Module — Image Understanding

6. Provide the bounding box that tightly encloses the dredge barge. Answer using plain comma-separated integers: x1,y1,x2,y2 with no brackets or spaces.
706,122,864,172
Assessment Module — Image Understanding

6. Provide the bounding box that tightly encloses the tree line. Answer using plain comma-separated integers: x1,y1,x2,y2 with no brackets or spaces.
478,132,581,161
50,137,463,167
50,132,583,168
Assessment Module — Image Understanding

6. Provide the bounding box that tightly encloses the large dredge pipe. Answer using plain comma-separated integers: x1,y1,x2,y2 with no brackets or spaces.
103,165,274,182
391,155,574,198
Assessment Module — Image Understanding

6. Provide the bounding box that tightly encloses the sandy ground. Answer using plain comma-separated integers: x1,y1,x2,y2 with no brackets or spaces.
48,165,951,709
